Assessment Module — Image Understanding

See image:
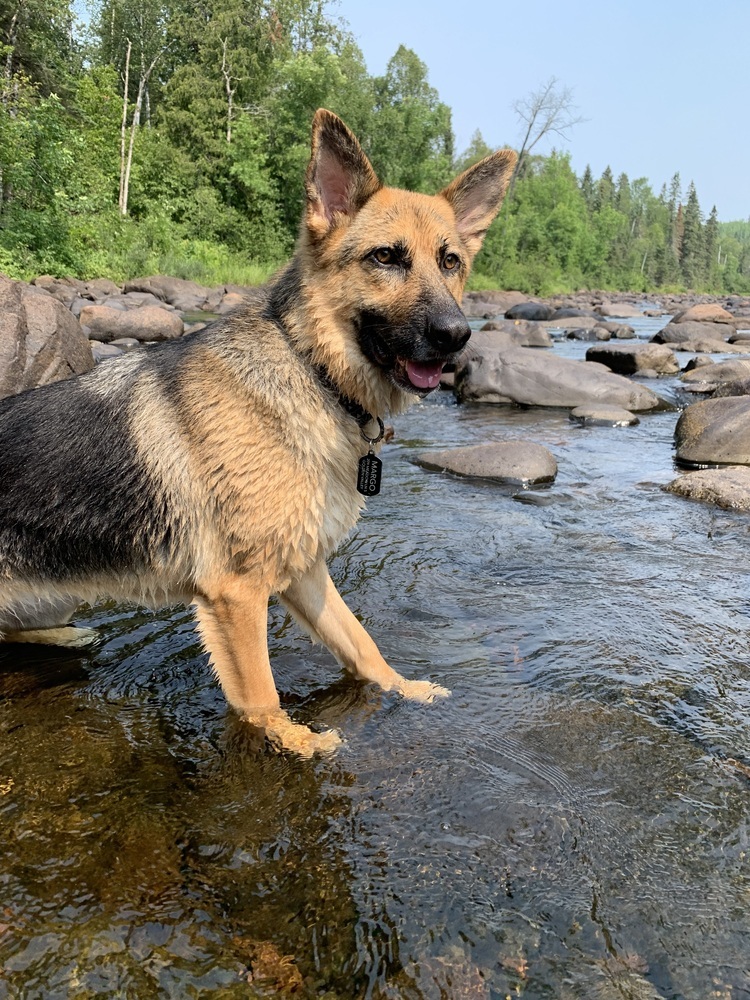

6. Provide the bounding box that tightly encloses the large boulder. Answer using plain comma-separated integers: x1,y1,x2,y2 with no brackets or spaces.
585,342,679,375
665,466,750,511
79,304,184,342
416,441,557,485
652,321,732,344
0,276,93,399
454,346,668,411
674,396,750,466
680,359,750,385
670,303,735,325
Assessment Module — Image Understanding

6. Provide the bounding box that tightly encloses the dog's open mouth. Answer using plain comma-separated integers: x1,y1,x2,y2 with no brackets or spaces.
394,358,445,392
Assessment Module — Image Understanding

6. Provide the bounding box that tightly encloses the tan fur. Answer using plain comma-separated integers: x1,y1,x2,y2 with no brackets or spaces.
1,111,516,756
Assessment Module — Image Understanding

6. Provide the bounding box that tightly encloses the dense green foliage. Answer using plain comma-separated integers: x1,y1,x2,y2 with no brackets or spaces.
0,0,748,293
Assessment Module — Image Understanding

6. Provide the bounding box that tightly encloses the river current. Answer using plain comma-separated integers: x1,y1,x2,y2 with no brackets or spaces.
1,316,749,998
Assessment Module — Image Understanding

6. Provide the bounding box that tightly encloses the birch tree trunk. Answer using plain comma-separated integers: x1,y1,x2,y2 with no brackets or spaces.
118,38,131,213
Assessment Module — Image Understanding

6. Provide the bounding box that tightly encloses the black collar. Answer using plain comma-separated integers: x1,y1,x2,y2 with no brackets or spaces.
312,363,375,432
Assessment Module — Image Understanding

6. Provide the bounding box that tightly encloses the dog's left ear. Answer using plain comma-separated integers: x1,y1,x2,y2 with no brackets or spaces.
440,149,518,257
306,109,382,241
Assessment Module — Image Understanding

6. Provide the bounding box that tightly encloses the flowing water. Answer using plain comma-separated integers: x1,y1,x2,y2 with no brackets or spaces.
2,317,750,999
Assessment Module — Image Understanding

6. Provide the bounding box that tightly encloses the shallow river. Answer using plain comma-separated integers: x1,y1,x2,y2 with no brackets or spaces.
2,317,750,999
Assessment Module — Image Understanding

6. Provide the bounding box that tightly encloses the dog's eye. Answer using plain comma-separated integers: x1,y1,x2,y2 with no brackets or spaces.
372,247,396,266
443,253,460,271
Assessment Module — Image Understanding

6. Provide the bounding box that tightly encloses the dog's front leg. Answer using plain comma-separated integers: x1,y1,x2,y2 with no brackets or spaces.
193,576,341,757
280,559,450,702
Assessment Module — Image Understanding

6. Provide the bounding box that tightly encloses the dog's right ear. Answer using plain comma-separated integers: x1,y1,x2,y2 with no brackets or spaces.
305,109,381,241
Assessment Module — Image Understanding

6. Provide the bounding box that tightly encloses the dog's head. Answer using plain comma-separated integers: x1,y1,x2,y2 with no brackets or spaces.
302,109,517,398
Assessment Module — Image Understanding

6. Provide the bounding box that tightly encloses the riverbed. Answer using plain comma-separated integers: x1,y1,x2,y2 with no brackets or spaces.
1,317,749,999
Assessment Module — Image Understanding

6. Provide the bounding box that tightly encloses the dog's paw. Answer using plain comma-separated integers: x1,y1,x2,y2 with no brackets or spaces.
393,678,451,703
247,711,343,758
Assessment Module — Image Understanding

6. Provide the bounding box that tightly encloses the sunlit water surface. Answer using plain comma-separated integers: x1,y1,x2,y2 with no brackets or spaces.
2,318,750,999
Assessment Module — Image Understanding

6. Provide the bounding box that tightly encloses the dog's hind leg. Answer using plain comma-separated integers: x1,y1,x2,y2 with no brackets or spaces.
280,559,450,702
193,575,341,757
0,595,99,649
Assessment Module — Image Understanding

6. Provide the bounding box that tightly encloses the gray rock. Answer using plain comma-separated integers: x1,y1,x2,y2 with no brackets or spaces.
713,378,750,397
505,301,555,321
665,466,750,511
0,276,93,399
662,338,750,354
585,342,679,375
477,319,552,347
123,275,213,311
570,405,639,427
416,441,557,485
682,354,714,371
681,358,750,384
90,342,123,363
79,304,184,342
675,396,750,466
109,337,141,352
596,301,643,318
652,320,732,344
454,346,668,411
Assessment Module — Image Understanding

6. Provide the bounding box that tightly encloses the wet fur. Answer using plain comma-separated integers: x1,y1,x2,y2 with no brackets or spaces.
0,110,516,754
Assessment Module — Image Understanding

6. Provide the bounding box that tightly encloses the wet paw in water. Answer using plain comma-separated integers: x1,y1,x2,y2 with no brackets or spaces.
246,711,343,758
394,678,451,703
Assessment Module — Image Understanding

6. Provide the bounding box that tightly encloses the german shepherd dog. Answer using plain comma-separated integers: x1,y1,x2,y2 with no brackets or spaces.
0,111,516,754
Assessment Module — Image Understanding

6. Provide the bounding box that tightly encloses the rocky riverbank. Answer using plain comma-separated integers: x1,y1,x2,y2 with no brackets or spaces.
3,272,750,511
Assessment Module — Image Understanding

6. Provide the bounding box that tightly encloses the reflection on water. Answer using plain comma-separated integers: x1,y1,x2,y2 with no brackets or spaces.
2,322,750,998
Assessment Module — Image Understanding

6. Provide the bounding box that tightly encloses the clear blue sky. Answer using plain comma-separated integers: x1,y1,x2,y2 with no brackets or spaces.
327,0,749,222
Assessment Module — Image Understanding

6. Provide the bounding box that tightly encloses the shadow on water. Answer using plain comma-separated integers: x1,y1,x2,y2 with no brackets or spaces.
3,321,750,998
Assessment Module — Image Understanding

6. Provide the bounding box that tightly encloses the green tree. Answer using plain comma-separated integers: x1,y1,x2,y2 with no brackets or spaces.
680,181,704,287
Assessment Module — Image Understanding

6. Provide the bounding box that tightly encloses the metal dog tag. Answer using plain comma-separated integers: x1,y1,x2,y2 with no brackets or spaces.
357,452,382,496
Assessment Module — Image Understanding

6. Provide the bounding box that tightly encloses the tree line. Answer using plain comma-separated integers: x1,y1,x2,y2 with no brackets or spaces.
1,0,748,294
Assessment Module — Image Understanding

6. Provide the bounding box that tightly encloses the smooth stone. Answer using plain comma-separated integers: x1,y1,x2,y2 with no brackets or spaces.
681,359,750,384
674,396,750,466
664,466,750,511
652,321,732,344
109,337,141,352
505,301,556,321
79,304,184,343
569,405,639,427
585,342,679,375
90,342,123,362
455,346,668,411
416,441,557,485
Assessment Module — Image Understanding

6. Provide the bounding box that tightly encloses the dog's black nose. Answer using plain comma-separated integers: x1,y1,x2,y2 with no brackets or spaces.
426,312,471,354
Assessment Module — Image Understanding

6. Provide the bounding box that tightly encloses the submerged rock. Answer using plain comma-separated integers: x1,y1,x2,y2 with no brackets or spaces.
665,466,750,511
416,441,557,485
570,405,640,427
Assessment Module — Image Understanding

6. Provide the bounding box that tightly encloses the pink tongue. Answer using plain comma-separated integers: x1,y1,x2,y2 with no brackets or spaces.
406,360,444,389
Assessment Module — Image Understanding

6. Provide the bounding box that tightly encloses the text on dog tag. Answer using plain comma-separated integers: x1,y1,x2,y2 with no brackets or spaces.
357,453,382,496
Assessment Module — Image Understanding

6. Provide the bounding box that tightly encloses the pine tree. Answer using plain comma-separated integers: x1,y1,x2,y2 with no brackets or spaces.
580,164,595,212
704,205,719,288
594,165,615,211
680,181,704,288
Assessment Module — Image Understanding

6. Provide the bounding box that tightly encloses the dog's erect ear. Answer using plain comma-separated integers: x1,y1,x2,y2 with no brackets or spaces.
440,149,518,257
305,109,382,240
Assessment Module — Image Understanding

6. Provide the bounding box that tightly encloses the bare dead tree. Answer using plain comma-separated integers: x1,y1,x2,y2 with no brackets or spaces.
506,76,586,203
220,37,237,144
120,46,162,216
118,37,131,213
